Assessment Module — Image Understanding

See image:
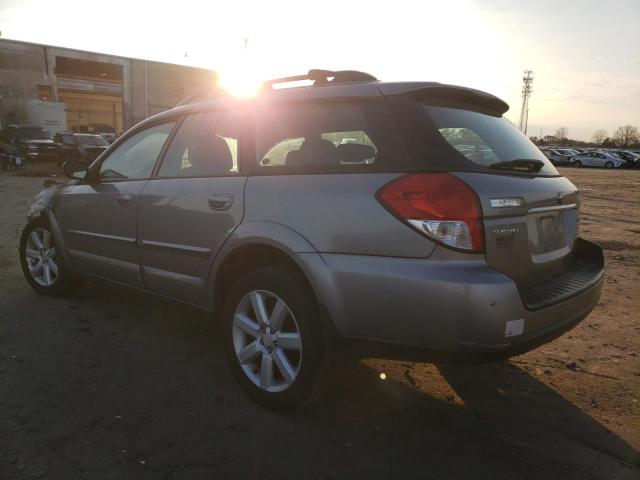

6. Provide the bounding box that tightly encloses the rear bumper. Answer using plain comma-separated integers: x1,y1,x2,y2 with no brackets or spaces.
298,238,603,362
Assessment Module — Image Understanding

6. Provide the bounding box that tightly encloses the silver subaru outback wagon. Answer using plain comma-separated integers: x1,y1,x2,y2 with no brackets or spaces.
20,70,604,409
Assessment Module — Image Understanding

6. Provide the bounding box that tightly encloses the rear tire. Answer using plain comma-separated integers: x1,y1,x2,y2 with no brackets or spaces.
20,216,75,296
605,161,613,169
222,265,324,410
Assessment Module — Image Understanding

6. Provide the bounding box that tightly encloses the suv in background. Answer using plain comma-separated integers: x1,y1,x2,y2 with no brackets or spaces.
54,132,110,165
19,69,604,409
1,125,58,162
90,124,117,143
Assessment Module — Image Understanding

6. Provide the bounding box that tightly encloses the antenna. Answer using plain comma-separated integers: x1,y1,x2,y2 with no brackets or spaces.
518,69,533,135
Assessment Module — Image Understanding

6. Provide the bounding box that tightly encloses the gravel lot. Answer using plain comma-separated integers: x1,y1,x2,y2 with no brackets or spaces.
0,165,638,479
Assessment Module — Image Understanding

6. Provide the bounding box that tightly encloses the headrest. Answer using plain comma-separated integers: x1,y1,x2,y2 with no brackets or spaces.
188,134,233,174
336,143,376,164
285,138,338,167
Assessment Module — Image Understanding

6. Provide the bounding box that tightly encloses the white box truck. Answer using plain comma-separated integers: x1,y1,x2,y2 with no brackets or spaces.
26,100,67,135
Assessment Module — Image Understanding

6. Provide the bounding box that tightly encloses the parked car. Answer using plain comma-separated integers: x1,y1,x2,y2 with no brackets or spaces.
555,148,580,157
54,132,110,165
90,124,117,143
540,147,572,165
572,151,626,168
0,125,58,162
604,150,639,168
19,69,604,409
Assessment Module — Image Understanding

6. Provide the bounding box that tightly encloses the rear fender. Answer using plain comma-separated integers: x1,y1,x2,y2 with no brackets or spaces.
204,221,324,312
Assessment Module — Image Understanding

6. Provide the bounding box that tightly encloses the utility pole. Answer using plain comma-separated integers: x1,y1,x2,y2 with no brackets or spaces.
518,69,533,135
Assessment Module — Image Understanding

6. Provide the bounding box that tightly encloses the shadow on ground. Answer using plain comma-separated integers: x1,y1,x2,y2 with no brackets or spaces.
1,280,638,479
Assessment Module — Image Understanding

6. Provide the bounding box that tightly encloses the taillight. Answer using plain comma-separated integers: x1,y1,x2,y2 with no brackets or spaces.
376,173,485,253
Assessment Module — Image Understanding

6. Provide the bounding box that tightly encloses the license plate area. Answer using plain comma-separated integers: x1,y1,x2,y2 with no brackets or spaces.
527,210,570,263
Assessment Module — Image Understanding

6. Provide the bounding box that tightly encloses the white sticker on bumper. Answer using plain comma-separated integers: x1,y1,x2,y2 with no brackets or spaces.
505,319,525,338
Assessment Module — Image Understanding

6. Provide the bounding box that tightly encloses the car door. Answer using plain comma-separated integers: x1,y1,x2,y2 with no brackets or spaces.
136,107,247,305
57,121,176,286
60,134,73,159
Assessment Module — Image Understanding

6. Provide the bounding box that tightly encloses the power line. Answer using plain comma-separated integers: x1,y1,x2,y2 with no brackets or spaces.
518,69,533,135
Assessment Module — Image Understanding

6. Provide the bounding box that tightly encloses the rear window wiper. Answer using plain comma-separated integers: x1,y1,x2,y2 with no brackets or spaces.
487,159,545,173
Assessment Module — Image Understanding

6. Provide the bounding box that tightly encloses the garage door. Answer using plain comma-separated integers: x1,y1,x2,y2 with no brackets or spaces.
58,90,123,134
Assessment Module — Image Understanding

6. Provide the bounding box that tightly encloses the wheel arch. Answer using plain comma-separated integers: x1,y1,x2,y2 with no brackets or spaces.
21,209,70,268
205,221,322,315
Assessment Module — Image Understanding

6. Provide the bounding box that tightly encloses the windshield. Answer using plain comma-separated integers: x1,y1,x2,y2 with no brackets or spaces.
425,105,558,176
17,127,52,140
77,135,109,146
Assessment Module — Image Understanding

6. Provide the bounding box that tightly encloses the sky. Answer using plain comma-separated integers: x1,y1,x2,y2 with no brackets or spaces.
1,0,638,140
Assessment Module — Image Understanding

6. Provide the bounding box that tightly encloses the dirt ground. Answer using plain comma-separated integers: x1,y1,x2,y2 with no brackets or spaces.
0,165,638,479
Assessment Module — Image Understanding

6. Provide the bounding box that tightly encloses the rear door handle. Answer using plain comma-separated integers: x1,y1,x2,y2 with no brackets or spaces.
208,194,234,211
116,194,134,207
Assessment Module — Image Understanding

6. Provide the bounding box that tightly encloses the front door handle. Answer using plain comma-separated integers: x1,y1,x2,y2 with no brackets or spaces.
208,194,234,211
116,194,134,207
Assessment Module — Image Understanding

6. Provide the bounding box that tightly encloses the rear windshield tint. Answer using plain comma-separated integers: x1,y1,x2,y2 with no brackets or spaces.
389,96,558,176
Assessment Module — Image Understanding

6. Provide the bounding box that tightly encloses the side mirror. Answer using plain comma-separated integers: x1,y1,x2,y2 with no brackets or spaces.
63,159,89,180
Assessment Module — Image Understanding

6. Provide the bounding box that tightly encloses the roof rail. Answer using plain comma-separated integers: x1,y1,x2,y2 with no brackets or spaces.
263,69,377,89
175,91,221,107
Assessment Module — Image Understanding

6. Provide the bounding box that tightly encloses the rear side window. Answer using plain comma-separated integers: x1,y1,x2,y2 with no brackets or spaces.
253,102,405,173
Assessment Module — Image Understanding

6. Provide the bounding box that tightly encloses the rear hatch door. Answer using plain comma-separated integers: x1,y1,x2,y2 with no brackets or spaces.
455,172,579,287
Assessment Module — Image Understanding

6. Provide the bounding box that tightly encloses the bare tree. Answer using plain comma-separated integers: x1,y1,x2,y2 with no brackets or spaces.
555,127,568,139
555,127,569,144
612,125,639,148
591,129,607,145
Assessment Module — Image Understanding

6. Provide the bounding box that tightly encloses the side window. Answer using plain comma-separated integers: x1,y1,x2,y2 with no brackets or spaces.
98,122,174,180
63,135,75,145
254,102,402,172
157,110,240,177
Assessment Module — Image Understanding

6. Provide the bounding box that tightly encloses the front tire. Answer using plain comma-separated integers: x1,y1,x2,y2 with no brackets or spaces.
605,161,614,169
222,265,323,409
574,160,582,168
20,216,74,296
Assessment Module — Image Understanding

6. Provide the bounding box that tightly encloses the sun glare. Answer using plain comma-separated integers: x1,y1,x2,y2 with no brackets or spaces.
218,67,262,98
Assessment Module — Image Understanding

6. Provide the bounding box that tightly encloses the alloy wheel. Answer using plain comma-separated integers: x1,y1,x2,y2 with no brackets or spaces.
232,290,302,393
25,227,59,287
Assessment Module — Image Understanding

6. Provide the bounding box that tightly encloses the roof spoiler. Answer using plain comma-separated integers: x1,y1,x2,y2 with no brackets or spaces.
411,85,509,116
263,69,377,89
381,83,509,116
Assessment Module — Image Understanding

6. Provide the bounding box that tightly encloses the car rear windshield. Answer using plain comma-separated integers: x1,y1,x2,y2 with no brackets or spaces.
388,96,558,176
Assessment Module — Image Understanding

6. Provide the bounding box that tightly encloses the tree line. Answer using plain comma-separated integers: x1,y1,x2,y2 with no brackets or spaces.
530,125,639,148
